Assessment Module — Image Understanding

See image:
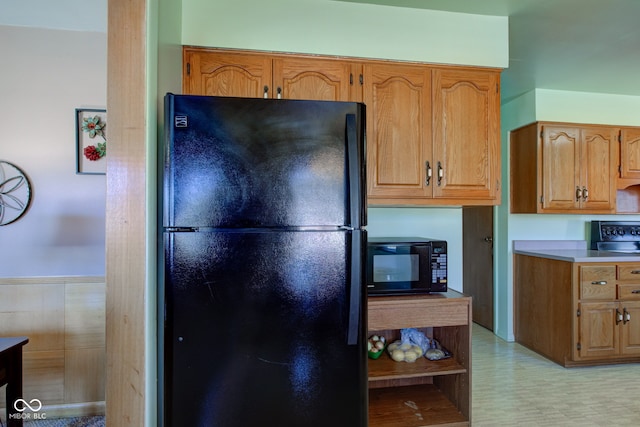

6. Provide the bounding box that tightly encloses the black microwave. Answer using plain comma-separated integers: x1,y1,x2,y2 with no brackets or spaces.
366,237,447,295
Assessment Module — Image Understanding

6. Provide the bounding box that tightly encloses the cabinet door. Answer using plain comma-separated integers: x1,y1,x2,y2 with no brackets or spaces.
432,69,500,201
183,49,272,98
620,128,640,179
541,126,581,210
363,63,431,199
578,302,619,359
580,127,617,212
620,301,640,355
273,57,360,102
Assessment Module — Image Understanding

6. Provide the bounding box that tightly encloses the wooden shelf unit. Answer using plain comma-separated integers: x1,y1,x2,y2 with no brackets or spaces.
367,291,472,427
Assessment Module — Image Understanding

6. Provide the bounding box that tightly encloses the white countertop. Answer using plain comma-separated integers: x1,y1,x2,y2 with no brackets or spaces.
513,240,640,263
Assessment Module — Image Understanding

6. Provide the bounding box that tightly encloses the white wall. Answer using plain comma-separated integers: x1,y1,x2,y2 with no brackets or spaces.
0,0,106,32
0,25,107,277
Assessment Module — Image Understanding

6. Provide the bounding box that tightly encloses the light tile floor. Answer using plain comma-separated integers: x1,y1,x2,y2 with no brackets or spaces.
472,324,640,426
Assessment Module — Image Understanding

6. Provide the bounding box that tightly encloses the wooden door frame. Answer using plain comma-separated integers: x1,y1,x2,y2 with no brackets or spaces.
106,0,148,425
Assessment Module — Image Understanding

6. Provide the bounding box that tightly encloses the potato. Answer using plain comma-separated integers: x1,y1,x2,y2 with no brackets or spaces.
391,349,405,362
404,351,417,363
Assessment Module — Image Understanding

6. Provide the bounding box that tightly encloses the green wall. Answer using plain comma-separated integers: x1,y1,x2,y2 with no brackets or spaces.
181,0,508,67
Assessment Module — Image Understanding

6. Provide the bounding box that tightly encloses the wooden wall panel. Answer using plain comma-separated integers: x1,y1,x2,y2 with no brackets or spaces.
0,283,64,351
65,282,106,349
65,347,106,403
0,277,105,417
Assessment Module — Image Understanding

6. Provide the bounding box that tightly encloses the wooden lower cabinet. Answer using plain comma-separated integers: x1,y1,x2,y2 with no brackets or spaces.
514,255,640,367
367,292,471,426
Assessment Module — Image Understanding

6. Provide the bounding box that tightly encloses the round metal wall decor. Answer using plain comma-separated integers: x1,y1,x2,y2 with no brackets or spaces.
0,160,33,226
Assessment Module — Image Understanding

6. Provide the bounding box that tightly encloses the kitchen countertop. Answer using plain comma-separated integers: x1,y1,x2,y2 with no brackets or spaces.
513,240,640,263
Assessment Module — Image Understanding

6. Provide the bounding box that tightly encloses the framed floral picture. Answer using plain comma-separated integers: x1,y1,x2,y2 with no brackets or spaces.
76,108,107,175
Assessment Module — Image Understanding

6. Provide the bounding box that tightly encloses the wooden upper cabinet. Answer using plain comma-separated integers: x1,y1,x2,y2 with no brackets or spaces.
184,47,360,102
541,125,617,212
365,65,501,205
183,48,272,97
541,125,581,210
273,57,360,102
511,122,617,213
620,127,640,179
183,47,503,206
580,127,618,211
432,69,500,202
363,63,431,199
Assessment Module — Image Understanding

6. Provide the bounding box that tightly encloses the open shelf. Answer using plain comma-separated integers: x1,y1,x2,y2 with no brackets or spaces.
369,384,468,427
369,352,467,383
367,292,471,426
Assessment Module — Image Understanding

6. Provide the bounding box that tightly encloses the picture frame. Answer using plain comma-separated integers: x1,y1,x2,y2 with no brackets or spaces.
75,108,107,175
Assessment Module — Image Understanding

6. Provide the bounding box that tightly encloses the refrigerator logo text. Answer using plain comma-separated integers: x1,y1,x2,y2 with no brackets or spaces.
175,116,188,128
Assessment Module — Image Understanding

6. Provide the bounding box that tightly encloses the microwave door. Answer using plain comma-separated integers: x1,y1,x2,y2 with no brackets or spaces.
368,244,432,295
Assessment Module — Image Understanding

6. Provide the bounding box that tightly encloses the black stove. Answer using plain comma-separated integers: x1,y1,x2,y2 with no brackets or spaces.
590,220,640,253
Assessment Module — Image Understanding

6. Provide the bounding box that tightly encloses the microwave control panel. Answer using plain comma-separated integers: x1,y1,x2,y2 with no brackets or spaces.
431,242,447,284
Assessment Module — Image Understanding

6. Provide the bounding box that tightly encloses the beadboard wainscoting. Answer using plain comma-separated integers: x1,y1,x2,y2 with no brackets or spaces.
0,277,105,419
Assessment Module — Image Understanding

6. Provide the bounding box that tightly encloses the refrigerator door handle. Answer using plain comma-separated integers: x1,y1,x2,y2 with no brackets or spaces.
347,230,362,346
346,114,362,228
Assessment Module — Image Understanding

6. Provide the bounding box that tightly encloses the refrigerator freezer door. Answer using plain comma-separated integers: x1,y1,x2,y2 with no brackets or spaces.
163,94,365,229
163,230,367,427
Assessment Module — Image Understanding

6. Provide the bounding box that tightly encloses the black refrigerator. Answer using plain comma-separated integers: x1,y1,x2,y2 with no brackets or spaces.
159,94,368,427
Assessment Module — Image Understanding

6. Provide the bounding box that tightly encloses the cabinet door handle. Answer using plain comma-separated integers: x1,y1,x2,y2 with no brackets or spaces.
631,290,640,294
263,85,269,98
616,309,623,325
591,281,608,285
631,270,640,274
582,187,588,201
425,161,432,186
576,186,583,201
277,87,282,99
623,308,631,324
437,161,443,186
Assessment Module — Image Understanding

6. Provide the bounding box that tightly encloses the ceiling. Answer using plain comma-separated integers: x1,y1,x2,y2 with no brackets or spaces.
339,0,640,102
